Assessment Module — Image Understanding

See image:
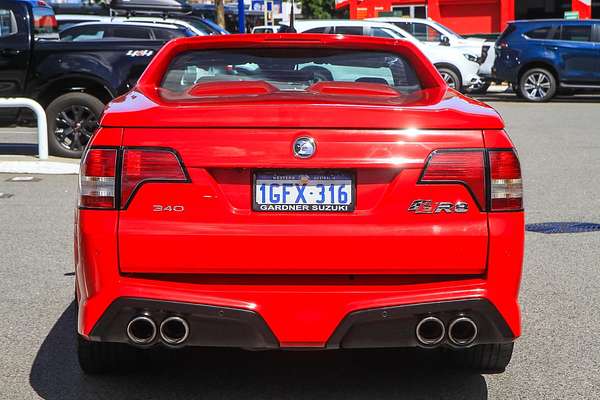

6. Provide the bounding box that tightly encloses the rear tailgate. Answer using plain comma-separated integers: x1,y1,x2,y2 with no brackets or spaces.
117,128,488,275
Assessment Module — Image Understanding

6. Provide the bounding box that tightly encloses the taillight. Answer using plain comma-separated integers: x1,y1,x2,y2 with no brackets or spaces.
420,150,486,210
121,149,187,208
489,150,522,211
419,149,522,212
79,149,117,209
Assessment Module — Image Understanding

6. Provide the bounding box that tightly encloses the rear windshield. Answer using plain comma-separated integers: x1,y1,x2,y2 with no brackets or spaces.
160,48,421,95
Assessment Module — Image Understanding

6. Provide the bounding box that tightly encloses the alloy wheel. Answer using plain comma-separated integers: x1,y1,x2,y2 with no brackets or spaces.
54,105,99,151
440,71,457,89
523,72,551,100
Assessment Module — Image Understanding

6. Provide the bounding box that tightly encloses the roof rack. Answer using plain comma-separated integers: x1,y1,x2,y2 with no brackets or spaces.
109,0,192,14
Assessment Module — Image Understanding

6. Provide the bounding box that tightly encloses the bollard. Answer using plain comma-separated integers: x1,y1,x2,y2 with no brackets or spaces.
0,98,48,160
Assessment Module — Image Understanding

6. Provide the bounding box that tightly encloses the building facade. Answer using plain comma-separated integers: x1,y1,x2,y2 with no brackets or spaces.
335,0,597,34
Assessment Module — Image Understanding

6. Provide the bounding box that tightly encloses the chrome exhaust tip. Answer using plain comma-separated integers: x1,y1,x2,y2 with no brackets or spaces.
126,315,157,345
448,317,478,346
415,316,445,346
159,316,190,345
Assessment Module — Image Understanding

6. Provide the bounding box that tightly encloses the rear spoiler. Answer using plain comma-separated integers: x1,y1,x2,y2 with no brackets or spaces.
136,34,447,100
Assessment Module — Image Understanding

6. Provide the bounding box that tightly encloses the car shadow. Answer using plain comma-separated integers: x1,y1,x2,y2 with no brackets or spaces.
30,302,488,400
473,93,600,103
0,143,39,156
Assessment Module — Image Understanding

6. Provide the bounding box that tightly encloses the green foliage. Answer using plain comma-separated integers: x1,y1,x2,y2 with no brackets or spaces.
301,0,335,19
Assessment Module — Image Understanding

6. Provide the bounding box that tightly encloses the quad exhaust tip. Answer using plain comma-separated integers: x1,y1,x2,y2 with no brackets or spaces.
415,316,445,346
159,316,190,345
126,315,157,345
448,317,478,346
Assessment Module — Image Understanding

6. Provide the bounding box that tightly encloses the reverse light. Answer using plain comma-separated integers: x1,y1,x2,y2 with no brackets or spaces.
121,149,187,208
79,149,117,209
420,150,486,210
489,150,522,211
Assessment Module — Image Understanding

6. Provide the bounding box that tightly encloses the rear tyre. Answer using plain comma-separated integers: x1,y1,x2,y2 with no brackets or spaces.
300,66,333,83
465,80,491,95
436,67,462,92
450,342,514,374
46,92,105,158
77,335,139,374
519,68,556,102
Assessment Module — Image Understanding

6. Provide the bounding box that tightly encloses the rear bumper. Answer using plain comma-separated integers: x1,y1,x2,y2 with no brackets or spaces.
88,296,514,349
76,211,523,349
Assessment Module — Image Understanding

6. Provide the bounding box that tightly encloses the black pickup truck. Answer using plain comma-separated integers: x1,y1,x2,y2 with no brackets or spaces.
0,0,170,157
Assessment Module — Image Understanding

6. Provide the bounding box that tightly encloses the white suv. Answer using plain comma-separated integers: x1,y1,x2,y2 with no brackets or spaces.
56,14,216,36
291,20,482,92
369,17,495,91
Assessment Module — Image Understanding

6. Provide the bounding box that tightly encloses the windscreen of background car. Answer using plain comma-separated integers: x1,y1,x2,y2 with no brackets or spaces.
160,48,422,96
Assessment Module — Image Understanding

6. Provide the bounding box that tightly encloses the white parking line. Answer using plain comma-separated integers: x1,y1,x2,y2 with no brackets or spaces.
0,161,79,175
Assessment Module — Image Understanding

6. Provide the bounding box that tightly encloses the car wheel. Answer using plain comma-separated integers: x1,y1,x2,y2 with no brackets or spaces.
77,335,140,374
519,68,556,102
450,342,514,374
465,80,491,95
46,92,105,158
436,67,462,91
300,66,334,83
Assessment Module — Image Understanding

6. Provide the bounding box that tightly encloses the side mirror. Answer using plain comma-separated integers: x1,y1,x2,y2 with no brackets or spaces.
440,35,450,46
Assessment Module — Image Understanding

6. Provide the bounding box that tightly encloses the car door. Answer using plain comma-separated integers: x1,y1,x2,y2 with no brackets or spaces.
0,0,31,123
552,23,597,83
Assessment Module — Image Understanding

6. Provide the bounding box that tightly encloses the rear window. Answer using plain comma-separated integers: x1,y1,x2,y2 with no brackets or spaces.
560,25,592,42
160,48,421,95
153,28,187,40
524,26,553,39
497,23,516,41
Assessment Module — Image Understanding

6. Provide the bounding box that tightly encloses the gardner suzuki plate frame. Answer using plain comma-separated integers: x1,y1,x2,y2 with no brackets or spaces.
252,170,356,213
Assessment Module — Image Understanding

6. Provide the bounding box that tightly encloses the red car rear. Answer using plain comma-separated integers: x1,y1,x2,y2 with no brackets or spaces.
75,34,524,374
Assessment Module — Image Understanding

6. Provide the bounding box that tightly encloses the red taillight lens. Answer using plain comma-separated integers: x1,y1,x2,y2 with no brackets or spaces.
420,151,486,210
79,149,117,209
489,150,522,211
419,149,522,212
121,149,187,208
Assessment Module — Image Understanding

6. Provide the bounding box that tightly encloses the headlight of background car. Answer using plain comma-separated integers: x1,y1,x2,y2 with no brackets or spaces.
463,53,479,63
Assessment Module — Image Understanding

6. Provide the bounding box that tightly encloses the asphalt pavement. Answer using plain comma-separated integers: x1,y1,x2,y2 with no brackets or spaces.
1,94,599,399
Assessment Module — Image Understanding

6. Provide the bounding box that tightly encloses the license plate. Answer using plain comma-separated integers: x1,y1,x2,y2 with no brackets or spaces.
253,170,355,212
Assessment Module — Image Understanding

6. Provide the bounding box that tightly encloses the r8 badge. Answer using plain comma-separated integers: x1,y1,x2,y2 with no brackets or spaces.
408,200,468,214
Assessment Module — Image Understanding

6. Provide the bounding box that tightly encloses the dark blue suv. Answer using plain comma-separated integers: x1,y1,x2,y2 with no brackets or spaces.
493,20,600,102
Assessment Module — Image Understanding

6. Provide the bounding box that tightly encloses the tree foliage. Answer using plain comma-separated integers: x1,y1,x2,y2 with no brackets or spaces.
301,0,335,19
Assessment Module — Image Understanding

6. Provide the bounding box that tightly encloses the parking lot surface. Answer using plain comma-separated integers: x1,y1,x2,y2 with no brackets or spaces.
1,96,599,399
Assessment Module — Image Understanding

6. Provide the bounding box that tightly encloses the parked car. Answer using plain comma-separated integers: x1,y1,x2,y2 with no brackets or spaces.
56,14,226,36
368,17,495,92
290,20,482,91
251,25,280,33
493,19,600,102
75,33,524,375
59,21,194,41
0,0,183,157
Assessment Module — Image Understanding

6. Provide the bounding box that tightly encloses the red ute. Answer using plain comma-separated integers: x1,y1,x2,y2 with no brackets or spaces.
75,34,524,374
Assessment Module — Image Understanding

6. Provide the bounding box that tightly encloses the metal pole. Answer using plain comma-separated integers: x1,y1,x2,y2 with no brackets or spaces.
238,0,245,33
0,98,48,160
